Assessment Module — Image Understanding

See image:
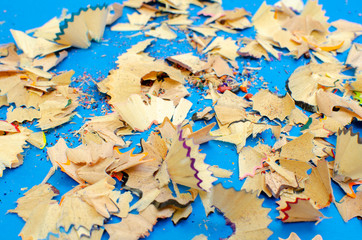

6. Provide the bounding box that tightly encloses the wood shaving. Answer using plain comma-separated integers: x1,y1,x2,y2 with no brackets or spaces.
278,198,325,223
211,183,273,240
335,191,362,222
334,127,362,181
252,89,295,121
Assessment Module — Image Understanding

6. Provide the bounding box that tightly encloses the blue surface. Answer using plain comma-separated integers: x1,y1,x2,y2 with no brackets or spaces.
0,0,362,239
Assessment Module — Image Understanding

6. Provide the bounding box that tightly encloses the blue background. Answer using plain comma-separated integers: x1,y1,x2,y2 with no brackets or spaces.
0,0,362,239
